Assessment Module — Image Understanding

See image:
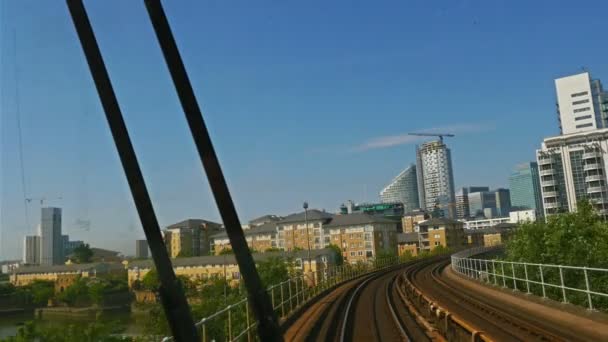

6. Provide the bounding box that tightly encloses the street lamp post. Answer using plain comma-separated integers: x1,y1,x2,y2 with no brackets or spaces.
303,202,312,275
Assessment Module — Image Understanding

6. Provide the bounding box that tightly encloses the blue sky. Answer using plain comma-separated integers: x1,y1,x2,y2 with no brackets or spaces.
1,0,607,259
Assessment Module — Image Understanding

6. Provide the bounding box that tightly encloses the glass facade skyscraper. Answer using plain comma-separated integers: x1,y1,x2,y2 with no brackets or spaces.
38,207,62,265
509,162,543,215
379,164,419,213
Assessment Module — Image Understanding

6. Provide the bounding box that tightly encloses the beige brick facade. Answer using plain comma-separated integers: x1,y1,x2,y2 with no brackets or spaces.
418,218,466,251
128,250,335,288
326,214,399,263
402,211,429,233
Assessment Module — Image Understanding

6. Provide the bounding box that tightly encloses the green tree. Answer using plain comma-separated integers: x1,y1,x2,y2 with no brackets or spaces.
506,200,608,267
0,283,16,295
327,244,344,266
72,243,94,264
430,245,451,256
28,280,54,305
57,277,90,306
505,200,608,310
3,319,126,342
256,256,289,287
398,250,415,262
265,247,282,253
141,269,159,291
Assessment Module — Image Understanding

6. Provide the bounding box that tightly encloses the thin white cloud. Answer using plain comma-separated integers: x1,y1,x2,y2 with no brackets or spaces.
356,123,494,151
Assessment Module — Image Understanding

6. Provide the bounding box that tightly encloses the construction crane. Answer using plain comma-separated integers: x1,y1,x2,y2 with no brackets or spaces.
408,132,455,142
25,196,62,206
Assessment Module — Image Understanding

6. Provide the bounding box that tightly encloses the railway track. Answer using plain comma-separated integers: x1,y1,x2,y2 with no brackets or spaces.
403,256,587,342
284,262,429,341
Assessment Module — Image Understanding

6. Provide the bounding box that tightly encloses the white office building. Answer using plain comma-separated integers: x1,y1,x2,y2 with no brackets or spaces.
416,140,456,218
537,129,608,216
39,207,63,265
555,72,608,135
379,164,419,213
23,235,40,265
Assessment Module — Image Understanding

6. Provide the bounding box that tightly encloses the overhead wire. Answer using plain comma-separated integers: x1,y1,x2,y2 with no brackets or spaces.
12,28,31,234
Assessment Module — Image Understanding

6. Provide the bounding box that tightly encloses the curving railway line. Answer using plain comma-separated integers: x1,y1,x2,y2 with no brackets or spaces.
402,256,606,342
284,255,608,342
284,263,428,342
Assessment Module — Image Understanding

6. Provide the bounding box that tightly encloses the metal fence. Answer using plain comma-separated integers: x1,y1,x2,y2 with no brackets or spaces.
161,255,406,341
451,248,608,311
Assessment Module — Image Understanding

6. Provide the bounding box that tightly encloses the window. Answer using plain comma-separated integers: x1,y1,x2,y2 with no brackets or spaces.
576,123,593,129
366,251,373,258
358,242,363,247
365,242,372,249
573,99,590,105
313,223,320,228
571,91,589,98
357,251,363,256
434,234,441,238
434,241,440,246
350,252,355,257
575,115,592,121
574,107,591,113
364,233,372,241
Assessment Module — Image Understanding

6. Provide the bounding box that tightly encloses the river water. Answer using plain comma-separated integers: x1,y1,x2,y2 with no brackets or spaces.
0,311,146,339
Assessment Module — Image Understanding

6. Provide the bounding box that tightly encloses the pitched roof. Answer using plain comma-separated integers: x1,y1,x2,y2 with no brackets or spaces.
325,213,398,227
397,232,419,243
418,218,463,226
211,222,277,239
278,209,334,224
13,262,124,275
249,214,282,225
128,248,335,269
90,248,121,257
167,219,222,229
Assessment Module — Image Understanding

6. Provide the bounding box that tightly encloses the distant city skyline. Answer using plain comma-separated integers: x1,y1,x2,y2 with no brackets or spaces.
2,1,608,259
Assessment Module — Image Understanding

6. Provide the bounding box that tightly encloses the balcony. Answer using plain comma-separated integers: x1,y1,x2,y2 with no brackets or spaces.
587,186,607,194
584,162,602,171
539,169,555,176
543,191,558,197
590,197,608,205
544,202,560,209
585,174,604,182
542,179,557,186
538,158,553,166
583,150,602,159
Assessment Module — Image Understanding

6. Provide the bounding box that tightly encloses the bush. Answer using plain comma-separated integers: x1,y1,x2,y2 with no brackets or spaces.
57,278,90,306
28,280,54,306
504,200,608,311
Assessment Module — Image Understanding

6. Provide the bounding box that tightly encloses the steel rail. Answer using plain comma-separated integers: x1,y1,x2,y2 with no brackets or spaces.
385,275,411,341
